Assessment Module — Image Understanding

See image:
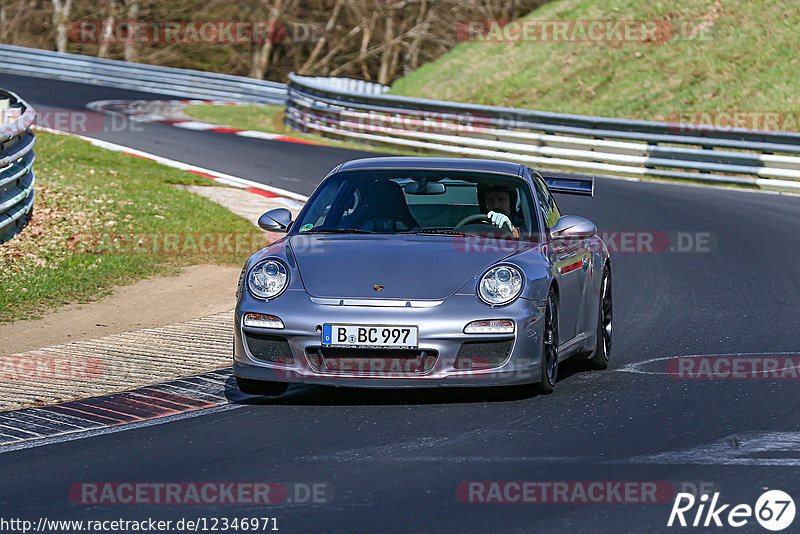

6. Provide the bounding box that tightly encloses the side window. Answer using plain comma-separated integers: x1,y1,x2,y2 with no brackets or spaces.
531,179,549,220
545,188,561,228
298,179,347,229
529,170,561,228
343,188,361,216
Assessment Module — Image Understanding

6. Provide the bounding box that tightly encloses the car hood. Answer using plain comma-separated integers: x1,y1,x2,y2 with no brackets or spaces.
290,234,526,300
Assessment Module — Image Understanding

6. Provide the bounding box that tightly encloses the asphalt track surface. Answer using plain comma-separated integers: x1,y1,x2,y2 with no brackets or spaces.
2,73,800,533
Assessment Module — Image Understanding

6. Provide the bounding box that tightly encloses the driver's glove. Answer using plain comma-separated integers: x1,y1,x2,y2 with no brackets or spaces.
487,211,515,232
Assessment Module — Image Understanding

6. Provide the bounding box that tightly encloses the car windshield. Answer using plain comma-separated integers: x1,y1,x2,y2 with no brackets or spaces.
294,170,539,238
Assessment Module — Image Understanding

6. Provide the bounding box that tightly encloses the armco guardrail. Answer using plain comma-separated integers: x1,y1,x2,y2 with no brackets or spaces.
0,88,36,243
0,44,287,105
294,76,389,95
286,73,800,191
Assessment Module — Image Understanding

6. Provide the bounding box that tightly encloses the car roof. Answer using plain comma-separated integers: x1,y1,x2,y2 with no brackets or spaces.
335,157,524,177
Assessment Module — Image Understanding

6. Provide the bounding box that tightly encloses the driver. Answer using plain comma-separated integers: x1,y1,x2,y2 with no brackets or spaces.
478,185,522,238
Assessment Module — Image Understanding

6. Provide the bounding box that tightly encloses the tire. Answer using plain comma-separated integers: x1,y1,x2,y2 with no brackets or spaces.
587,266,612,370
535,289,559,394
235,377,289,397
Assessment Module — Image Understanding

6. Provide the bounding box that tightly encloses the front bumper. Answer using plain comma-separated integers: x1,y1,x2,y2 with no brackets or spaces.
233,289,546,388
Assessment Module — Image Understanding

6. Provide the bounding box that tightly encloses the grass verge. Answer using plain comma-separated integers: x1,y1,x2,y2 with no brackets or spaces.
182,104,427,156
0,131,259,323
389,0,800,123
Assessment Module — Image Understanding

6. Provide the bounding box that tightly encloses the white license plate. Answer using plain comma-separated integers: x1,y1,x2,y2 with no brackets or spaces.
322,324,418,348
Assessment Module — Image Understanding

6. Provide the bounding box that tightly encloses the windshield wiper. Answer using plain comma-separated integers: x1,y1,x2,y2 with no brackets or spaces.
400,229,473,236
302,228,376,234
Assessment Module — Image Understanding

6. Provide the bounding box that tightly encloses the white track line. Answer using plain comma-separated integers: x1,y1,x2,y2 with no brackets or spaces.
616,351,800,376
0,404,241,454
32,125,308,205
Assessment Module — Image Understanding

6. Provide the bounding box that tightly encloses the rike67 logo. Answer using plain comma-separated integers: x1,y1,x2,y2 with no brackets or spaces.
668,490,795,531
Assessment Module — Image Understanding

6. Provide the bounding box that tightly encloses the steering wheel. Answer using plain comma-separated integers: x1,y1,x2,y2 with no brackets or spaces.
454,213,495,229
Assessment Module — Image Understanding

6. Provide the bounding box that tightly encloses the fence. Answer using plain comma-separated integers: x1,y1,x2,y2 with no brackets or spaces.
0,44,287,105
286,73,800,192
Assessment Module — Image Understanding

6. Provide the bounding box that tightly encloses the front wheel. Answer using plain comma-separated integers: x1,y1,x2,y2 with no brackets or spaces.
535,289,559,394
586,266,612,370
235,377,289,397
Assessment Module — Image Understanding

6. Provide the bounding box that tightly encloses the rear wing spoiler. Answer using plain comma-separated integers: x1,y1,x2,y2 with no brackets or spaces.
539,171,594,197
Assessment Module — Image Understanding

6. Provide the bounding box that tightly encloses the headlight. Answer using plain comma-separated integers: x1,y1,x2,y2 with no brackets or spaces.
478,265,523,306
248,259,289,299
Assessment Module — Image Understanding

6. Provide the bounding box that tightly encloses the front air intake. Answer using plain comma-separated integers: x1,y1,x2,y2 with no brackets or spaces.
244,333,294,365
306,348,437,375
454,340,514,370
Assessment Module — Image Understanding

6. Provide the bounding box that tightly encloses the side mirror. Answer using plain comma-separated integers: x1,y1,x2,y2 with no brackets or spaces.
258,208,292,232
549,215,597,239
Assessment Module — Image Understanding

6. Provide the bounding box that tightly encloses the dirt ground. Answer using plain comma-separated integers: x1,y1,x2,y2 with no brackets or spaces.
0,264,241,356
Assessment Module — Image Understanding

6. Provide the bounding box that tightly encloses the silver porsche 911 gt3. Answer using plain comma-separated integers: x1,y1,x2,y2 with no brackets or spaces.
233,157,612,396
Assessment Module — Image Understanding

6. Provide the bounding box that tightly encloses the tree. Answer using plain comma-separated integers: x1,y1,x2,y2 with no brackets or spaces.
5,0,550,82
124,0,139,62
97,0,118,58
51,0,73,53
